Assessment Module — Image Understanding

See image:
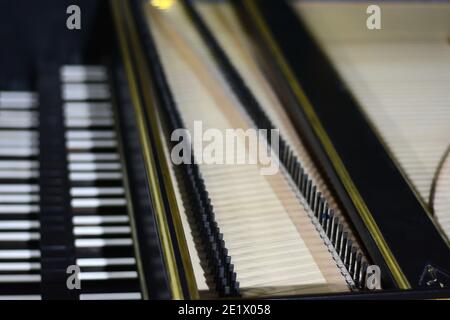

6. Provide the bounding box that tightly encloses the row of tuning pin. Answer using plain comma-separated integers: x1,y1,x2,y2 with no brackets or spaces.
280,140,368,288
61,65,142,300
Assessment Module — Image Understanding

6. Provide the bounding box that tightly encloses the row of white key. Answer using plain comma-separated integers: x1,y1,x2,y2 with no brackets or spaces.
0,91,41,300
61,65,141,300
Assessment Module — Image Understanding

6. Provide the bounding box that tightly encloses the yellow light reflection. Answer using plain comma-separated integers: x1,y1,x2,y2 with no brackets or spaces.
150,0,175,10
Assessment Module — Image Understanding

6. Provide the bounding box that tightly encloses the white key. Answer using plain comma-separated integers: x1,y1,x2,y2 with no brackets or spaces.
70,187,124,197
0,205,39,214
0,118,38,128
76,257,135,267
64,101,111,110
0,221,39,230
63,102,112,113
60,65,108,82
0,274,41,283
0,148,38,157
0,92,37,109
71,198,126,208
64,107,113,118
75,238,132,247
0,232,39,241
0,161,38,170
0,195,39,203
62,84,110,100
67,140,117,150
66,130,115,140
72,215,129,225
64,101,111,108
80,292,141,300
0,130,37,139
0,110,38,119
65,118,114,128
0,185,39,193
68,153,119,162
79,271,137,280
68,162,121,171
0,249,40,259
0,295,41,300
0,262,40,271
69,172,122,181
74,226,131,236
0,140,38,148
0,171,38,179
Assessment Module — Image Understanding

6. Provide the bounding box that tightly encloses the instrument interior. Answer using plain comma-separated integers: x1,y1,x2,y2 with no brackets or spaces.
294,0,450,241
0,0,448,300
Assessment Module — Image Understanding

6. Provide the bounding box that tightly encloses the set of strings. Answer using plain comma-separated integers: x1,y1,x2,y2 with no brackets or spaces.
145,1,351,297
295,1,450,241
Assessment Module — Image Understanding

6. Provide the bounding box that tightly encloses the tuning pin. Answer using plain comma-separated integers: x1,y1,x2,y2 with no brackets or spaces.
310,186,317,212
360,261,368,288
306,180,312,204
344,239,352,267
340,232,348,261
335,223,343,250
354,253,362,287
326,212,334,237
297,167,304,190
349,246,357,276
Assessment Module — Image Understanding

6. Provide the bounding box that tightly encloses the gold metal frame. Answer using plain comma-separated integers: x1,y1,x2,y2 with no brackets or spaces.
109,61,150,300
110,0,199,299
